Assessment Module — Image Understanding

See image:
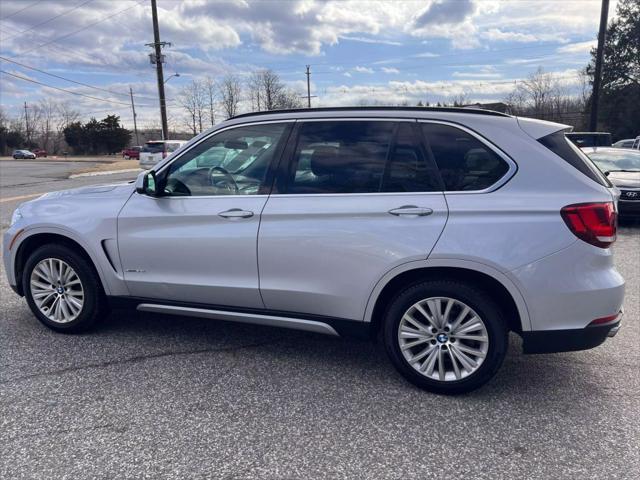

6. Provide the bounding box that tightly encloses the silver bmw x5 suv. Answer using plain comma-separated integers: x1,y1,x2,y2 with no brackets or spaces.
4,107,625,394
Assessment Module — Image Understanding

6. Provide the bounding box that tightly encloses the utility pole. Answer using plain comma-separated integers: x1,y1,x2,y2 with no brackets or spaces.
129,86,140,146
23,102,29,143
148,0,169,140
589,0,609,131
305,65,311,108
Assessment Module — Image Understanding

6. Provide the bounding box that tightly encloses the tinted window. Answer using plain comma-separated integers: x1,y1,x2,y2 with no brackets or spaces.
161,123,287,196
539,131,611,187
421,123,509,191
287,121,394,194
142,142,164,153
382,123,440,192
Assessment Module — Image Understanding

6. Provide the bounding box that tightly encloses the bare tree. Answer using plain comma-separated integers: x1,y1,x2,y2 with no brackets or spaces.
246,69,302,112
203,76,217,127
178,80,207,135
54,102,79,153
217,74,242,119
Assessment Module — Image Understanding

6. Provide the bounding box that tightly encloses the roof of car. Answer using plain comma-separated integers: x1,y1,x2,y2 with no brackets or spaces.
229,106,511,121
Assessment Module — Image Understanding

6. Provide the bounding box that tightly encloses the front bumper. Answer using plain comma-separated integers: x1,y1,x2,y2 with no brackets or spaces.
618,199,640,217
521,313,622,354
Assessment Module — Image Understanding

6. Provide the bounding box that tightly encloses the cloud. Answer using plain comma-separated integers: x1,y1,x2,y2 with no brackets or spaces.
339,36,402,46
413,0,476,27
353,66,374,74
557,40,597,54
413,52,440,58
381,67,400,74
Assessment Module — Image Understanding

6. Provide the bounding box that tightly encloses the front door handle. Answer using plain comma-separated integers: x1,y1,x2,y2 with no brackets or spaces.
388,205,434,217
219,208,254,219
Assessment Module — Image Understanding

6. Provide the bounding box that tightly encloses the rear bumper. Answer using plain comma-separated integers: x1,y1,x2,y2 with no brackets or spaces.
522,313,622,354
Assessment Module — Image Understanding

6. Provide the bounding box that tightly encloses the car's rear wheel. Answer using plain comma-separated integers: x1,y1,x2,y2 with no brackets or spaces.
22,244,108,333
383,280,508,394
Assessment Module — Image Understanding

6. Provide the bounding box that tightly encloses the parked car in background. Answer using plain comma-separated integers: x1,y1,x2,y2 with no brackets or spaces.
12,150,36,159
612,138,636,148
32,148,47,158
566,132,612,148
4,107,624,394
122,146,141,160
139,140,186,168
583,146,640,218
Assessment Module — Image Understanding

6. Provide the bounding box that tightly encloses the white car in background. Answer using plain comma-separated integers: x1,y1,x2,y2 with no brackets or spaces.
139,140,186,168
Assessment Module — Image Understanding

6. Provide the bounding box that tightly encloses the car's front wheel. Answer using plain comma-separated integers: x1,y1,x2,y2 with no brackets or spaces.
383,280,508,394
22,244,108,333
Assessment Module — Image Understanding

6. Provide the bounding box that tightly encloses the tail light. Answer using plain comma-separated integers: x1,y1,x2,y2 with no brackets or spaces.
560,202,617,248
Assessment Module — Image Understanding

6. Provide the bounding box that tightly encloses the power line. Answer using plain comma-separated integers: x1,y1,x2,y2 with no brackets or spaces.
0,55,156,100
9,0,145,58
0,0,43,20
1,0,95,41
1,69,139,106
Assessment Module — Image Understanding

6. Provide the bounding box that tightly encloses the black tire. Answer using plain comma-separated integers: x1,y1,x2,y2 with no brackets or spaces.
22,244,108,333
382,279,508,395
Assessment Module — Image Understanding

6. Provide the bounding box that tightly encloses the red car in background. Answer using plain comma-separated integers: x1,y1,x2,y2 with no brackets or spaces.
122,146,141,160
32,148,47,157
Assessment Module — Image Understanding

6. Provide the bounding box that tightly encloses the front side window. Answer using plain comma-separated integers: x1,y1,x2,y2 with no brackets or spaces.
421,123,509,191
161,123,287,196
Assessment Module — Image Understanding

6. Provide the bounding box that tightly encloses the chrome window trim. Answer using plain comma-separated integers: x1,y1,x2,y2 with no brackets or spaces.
268,118,517,198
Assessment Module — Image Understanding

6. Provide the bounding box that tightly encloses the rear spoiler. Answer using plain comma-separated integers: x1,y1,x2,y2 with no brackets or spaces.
517,117,572,140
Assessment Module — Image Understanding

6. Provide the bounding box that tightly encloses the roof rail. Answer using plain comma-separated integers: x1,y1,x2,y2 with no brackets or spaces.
229,106,511,120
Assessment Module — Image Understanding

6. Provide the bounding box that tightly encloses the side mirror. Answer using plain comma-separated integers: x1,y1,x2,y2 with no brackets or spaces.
135,171,158,196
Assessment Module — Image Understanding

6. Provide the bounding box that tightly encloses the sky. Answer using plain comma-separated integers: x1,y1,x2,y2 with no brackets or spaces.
0,0,615,130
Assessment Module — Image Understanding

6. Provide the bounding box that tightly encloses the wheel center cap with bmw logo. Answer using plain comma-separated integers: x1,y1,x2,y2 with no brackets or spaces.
437,333,449,343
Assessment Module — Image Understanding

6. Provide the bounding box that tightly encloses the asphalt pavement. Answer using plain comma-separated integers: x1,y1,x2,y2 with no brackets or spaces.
0,163,639,479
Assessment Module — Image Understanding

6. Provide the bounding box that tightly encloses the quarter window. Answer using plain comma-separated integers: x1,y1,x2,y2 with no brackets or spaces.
162,123,287,196
421,123,509,191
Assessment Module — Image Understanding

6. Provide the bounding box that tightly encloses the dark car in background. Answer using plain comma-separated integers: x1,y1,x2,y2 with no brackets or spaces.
32,148,47,158
566,132,612,148
12,150,36,159
583,147,640,218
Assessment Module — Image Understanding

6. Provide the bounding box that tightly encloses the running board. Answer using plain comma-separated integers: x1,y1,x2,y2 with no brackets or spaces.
136,303,340,337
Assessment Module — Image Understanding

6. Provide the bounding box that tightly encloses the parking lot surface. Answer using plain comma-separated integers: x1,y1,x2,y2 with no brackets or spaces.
1,171,638,479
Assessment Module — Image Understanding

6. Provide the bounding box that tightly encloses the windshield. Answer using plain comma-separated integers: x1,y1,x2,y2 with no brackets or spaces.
142,142,165,153
585,150,640,172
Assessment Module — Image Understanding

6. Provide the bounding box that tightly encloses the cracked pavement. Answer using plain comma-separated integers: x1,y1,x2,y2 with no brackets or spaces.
1,171,639,478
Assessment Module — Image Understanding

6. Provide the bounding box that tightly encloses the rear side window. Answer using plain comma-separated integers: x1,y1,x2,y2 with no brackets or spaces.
539,131,611,187
287,121,394,194
285,121,441,194
421,123,509,191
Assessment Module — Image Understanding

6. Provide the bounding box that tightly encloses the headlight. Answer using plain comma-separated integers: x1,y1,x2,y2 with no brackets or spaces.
10,208,23,226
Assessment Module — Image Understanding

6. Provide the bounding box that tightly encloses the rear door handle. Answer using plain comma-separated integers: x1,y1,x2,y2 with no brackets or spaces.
219,208,254,219
388,205,434,217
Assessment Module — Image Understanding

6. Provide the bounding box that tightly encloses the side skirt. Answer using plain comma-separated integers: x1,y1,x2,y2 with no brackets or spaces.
108,296,371,339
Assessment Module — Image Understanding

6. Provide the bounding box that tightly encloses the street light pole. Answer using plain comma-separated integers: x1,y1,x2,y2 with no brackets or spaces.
129,86,140,146
589,0,610,131
150,0,168,140
305,65,311,108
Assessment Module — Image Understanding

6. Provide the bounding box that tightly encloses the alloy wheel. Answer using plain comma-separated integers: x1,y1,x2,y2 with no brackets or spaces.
397,296,489,382
29,258,84,324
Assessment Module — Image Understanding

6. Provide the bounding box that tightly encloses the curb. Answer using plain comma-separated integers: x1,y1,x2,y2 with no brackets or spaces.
69,168,142,179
